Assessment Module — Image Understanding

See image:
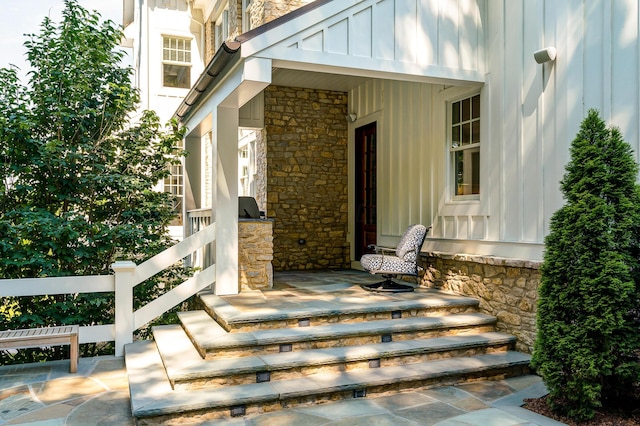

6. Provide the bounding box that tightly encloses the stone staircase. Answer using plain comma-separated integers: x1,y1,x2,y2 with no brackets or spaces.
125,276,531,425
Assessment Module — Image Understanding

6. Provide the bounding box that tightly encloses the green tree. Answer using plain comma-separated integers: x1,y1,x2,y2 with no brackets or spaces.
531,109,640,421
0,0,188,359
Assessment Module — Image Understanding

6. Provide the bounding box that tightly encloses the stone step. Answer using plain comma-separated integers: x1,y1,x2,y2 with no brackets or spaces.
178,310,497,359
153,324,517,390
126,339,531,425
197,289,481,332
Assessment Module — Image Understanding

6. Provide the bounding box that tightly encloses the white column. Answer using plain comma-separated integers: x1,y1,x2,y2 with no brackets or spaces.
214,106,240,295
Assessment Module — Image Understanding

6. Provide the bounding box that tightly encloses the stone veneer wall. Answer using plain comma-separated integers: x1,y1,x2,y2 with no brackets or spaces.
422,253,541,354
247,0,315,29
264,85,349,270
238,220,274,291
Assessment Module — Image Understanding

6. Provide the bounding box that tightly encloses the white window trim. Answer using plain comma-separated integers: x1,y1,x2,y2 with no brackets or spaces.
438,84,489,217
242,0,253,33
161,35,193,91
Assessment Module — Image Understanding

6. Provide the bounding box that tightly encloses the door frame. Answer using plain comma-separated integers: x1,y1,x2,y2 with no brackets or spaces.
348,112,382,269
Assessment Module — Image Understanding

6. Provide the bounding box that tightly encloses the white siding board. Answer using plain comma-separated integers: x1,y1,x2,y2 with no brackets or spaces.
583,2,606,115
302,31,323,52
396,0,418,63
439,0,460,68
521,0,543,243
352,7,373,58
418,0,439,65
326,19,349,55
611,0,639,154
459,0,478,71
374,0,396,61
501,0,523,242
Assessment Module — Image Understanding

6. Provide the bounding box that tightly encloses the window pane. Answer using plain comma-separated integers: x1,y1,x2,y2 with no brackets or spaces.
462,123,470,146
451,125,461,148
472,121,480,144
455,151,465,196
472,95,480,119
163,64,191,88
454,148,480,196
462,98,471,121
452,101,460,124
472,150,480,194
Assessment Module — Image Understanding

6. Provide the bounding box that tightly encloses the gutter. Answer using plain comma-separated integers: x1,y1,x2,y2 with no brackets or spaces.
173,0,332,122
173,40,241,121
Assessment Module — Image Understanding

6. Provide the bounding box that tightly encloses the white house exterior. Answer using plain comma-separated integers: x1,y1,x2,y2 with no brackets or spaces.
124,0,640,296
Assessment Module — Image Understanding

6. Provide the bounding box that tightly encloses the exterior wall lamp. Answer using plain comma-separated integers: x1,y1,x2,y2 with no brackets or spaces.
346,113,357,122
534,47,557,64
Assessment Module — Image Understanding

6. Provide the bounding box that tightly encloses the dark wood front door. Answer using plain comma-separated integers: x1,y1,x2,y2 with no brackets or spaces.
355,122,377,259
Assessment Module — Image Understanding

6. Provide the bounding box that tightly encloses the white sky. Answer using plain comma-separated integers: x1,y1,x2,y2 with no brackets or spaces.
0,1,124,80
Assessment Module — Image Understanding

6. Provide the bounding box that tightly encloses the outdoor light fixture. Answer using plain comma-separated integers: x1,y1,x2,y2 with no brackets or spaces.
534,47,557,64
345,113,357,122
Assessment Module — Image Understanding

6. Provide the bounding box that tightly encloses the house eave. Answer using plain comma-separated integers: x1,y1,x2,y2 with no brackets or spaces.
173,41,242,122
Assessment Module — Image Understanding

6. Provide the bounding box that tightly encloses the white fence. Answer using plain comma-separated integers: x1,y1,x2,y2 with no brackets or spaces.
0,223,216,356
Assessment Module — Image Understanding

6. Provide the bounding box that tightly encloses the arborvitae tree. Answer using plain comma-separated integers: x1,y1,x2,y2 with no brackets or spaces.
531,109,640,421
0,0,188,359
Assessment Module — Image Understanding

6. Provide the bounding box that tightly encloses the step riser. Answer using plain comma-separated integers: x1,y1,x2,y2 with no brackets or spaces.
174,342,514,391
202,324,497,359
198,303,479,332
137,365,531,425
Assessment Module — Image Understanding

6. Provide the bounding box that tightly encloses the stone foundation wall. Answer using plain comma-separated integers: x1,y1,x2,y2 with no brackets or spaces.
421,253,541,354
238,220,274,291
264,85,349,270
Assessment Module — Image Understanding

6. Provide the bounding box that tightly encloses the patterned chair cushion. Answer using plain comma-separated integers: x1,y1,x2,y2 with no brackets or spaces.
360,224,428,276
360,253,418,275
395,224,427,262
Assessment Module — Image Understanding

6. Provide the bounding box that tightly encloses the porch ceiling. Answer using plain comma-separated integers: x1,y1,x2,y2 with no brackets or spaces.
271,68,369,92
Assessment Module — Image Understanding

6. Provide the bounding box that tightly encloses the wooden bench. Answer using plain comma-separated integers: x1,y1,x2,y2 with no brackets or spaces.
0,325,79,373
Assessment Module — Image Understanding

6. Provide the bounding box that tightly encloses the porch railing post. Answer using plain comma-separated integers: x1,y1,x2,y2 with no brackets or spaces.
111,260,137,357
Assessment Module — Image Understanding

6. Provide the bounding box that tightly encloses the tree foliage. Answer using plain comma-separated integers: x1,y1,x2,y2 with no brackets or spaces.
531,109,640,421
0,0,188,359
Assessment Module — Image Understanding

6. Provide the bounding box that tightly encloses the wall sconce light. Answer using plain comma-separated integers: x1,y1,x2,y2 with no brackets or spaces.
345,113,357,122
534,47,557,64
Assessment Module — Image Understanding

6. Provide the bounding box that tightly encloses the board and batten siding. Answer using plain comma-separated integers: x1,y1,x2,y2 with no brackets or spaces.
350,0,640,261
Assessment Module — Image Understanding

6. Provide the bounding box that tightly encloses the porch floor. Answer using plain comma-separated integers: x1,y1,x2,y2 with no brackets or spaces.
207,269,479,329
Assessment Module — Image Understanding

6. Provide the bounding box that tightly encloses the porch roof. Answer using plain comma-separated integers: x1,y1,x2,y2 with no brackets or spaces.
175,0,486,123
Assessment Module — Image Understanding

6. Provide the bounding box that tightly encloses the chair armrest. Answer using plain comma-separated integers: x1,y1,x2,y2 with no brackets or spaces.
367,245,396,255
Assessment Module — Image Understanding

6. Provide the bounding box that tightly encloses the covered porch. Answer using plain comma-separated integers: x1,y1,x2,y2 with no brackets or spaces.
176,0,489,297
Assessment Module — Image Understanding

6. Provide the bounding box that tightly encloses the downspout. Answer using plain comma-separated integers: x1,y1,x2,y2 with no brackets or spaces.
188,1,205,69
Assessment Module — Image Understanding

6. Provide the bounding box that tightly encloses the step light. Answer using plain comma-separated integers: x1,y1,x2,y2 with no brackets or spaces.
381,334,393,343
256,371,271,383
391,311,402,319
230,405,246,417
369,359,381,368
298,318,310,327
279,343,293,352
353,389,367,398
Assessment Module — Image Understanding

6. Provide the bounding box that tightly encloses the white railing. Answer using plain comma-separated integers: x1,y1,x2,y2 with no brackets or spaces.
0,223,216,356
187,208,213,269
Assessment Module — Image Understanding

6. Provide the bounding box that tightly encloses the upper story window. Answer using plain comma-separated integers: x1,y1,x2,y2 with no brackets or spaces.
215,9,229,51
450,94,480,198
242,0,253,32
162,36,191,89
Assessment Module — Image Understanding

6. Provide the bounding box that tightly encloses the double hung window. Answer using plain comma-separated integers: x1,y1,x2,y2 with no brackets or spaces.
162,36,191,89
450,94,480,197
